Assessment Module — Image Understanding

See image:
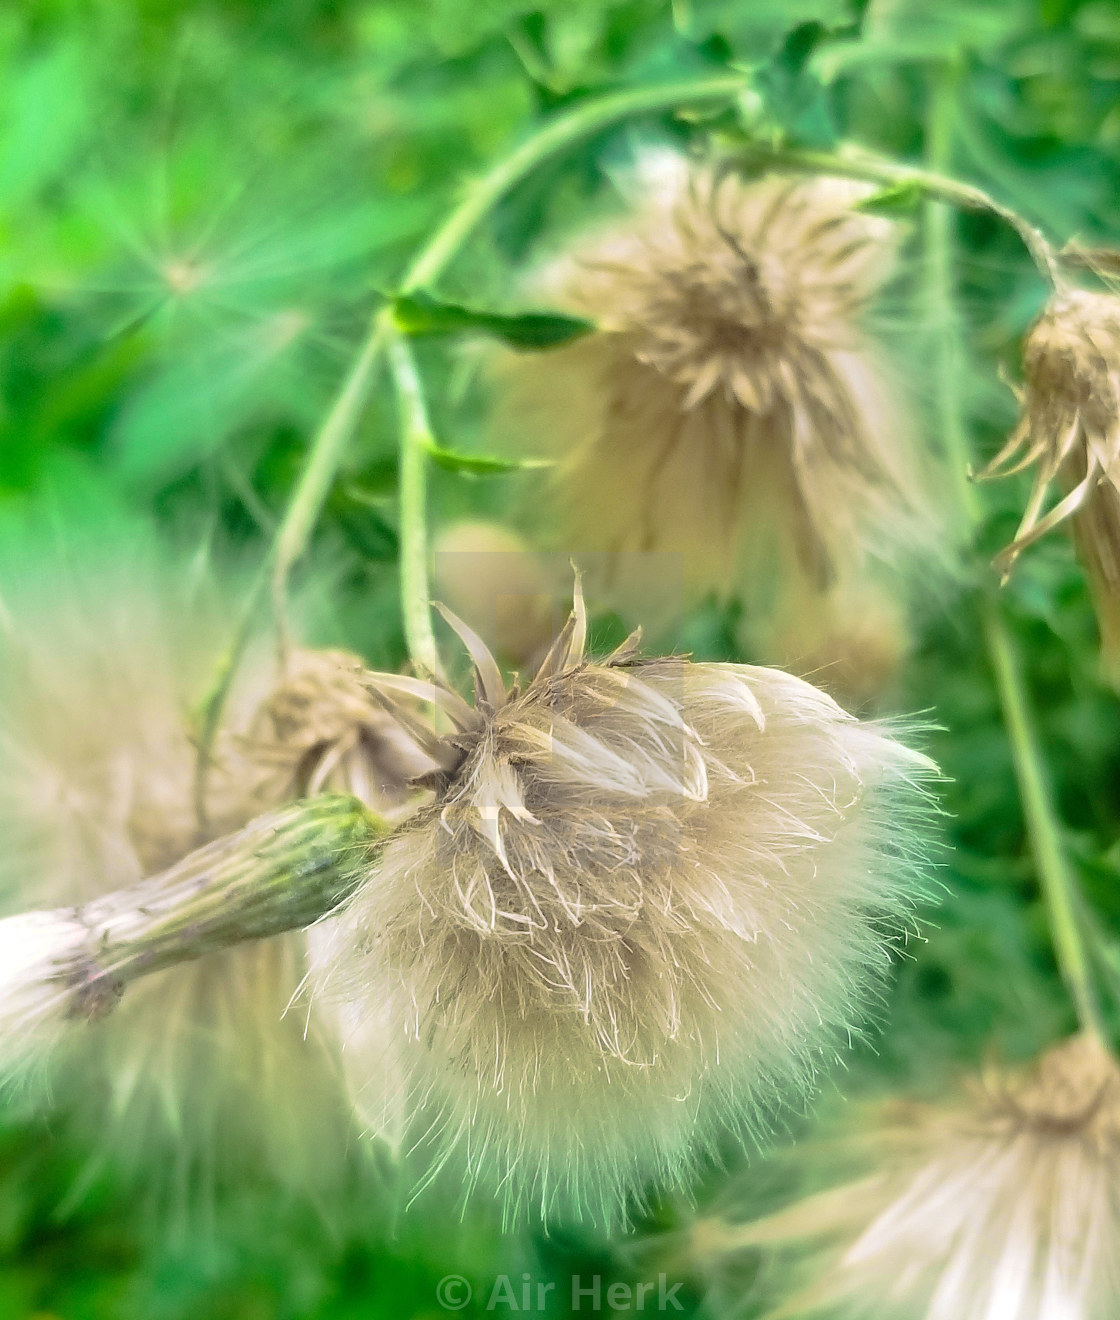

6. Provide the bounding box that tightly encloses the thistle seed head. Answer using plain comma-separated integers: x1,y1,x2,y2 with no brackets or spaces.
493,160,938,606
239,647,438,813
315,580,939,1224
0,524,385,1208
708,1034,1120,1320
982,290,1120,679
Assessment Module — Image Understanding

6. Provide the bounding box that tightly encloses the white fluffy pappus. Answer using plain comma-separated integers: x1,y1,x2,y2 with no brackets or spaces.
0,912,92,1071
314,581,940,1224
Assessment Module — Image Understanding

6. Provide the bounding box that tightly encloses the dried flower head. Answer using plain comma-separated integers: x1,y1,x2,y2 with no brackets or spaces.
494,160,936,607
982,290,1120,677
0,527,397,1206
715,1033,1120,1319
240,646,436,814
315,581,938,1224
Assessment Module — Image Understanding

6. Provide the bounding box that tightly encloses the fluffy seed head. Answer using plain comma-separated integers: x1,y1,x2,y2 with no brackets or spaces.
982,290,1120,679
494,160,936,607
316,582,938,1224
713,1034,1120,1319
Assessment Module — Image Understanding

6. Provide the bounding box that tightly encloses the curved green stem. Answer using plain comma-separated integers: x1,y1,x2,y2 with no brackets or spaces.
193,315,390,825
194,71,748,798
735,138,1062,290
269,318,393,658
982,598,1104,1039
400,73,748,294
388,72,747,672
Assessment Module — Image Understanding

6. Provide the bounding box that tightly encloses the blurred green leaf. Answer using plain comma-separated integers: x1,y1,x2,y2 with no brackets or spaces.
393,292,594,347
423,440,552,475
854,180,926,215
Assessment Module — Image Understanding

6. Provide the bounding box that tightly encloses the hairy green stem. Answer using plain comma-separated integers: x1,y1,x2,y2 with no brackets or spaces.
32,797,388,1024
982,599,1104,1038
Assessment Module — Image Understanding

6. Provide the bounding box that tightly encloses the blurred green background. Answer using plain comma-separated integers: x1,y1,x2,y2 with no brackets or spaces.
2,0,1120,1316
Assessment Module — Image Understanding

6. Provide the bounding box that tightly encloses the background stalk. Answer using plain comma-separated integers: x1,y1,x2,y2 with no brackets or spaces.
387,326,441,677
922,62,981,530
983,600,1104,1038
919,65,1103,1039
736,138,1061,289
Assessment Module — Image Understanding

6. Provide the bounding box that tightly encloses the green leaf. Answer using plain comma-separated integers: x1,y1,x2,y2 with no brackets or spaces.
422,440,552,476
392,292,593,348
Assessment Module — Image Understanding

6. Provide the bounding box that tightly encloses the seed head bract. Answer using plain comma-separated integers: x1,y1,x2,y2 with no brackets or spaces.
314,579,939,1224
982,289,1120,682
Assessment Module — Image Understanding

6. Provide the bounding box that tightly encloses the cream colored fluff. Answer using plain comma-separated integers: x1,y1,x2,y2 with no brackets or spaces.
711,1034,1120,1320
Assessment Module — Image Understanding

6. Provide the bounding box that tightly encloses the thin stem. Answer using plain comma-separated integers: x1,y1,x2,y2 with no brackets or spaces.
386,72,745,671
192,571,268,828
195,72,748,789
250,72,745,676
922,63,981,529
269,317,392,657
400,74,747,294
386,322,441,677
914,69,1100,1037
982,597,1104,1039
193,314,391,824
735,139,1062,290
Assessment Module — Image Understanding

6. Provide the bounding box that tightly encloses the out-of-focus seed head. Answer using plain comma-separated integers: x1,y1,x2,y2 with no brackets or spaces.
432,520,563,669
239,647,437,815
983,290,1120,680
702,1033,1120,1320
493,160,939,612
755,578,909,711
315,580,939,1225
0,521,398,1212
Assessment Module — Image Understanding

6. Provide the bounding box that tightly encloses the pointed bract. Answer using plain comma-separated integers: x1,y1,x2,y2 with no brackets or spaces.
982,290,1120,683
